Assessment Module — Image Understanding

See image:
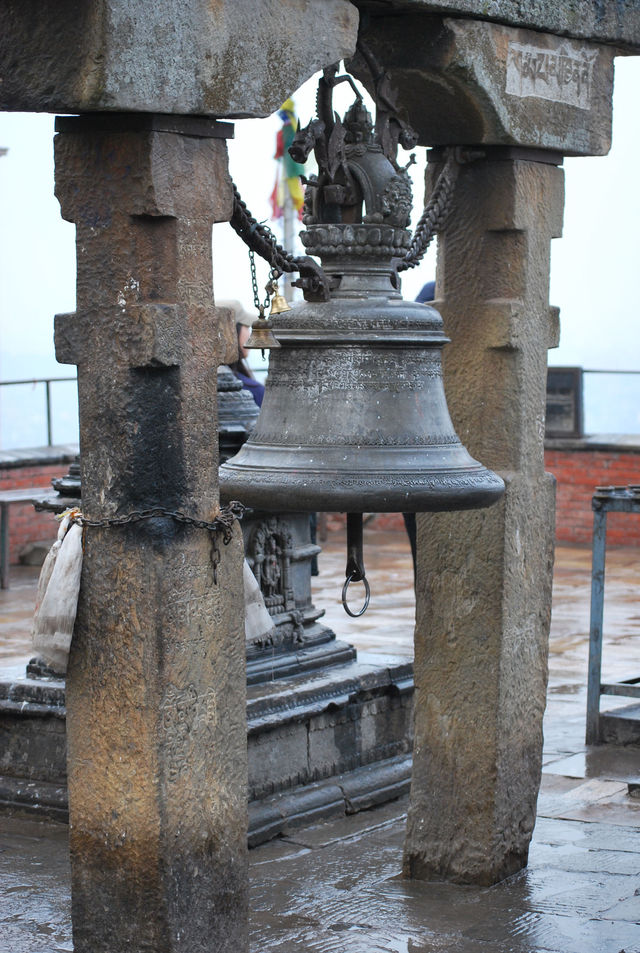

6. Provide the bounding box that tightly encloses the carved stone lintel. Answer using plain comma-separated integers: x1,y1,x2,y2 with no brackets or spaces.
349,15,616,157
0,2,359,117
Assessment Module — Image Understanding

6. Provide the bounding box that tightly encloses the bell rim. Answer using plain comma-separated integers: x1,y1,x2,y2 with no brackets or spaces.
219,486,504,514
219,461,505,513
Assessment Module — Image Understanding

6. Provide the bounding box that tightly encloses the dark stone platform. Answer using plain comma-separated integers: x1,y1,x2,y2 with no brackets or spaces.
599,704,640,746
0,652,414,840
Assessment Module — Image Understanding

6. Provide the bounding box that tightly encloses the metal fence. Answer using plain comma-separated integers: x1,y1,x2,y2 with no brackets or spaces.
582,369,640,435
0,376,78,449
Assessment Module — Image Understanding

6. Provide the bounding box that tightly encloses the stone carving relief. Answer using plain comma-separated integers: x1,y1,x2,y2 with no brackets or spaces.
245,517,304,649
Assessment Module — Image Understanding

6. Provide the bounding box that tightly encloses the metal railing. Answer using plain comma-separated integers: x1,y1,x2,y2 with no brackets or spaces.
583,369,640,376
582,369,640,435
547,367,640,437
0,376,78,447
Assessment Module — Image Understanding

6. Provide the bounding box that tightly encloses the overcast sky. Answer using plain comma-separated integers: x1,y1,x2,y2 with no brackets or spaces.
0,57,638,386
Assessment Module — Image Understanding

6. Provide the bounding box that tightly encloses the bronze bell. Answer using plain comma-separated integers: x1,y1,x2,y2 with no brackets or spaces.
244,309,281,353
221,72,504,613
221,289,504,509
268,291,292,317
245,283,290,351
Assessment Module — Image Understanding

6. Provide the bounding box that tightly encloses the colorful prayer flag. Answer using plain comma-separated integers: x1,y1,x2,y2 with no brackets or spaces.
271,98,305,220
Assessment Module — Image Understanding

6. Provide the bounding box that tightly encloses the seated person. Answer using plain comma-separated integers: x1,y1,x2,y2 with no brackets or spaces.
219,298,265,407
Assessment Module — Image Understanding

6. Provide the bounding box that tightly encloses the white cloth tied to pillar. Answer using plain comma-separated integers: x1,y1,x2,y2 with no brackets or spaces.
31,509,83,676
32,510,275,675
244,559,276,644
31,511,272,672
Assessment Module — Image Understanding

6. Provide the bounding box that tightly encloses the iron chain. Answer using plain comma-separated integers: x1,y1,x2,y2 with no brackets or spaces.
69,502,245,583
71,502,244,542
397,149,460,273
248,248,278,317
229,181,330,300
231,182,301,276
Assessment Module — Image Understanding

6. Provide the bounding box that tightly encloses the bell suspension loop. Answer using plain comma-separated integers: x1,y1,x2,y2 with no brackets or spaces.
342,513,371,618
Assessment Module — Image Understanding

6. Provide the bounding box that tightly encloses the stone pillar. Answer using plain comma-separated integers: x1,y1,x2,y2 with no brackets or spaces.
404,149,563,885
54,115,248,952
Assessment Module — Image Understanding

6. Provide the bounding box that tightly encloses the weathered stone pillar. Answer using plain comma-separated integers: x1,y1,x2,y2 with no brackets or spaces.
404,150,563,885
349,8,619,888
54,115,248,952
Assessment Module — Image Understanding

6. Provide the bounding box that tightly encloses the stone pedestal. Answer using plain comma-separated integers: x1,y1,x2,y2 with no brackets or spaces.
53,115,248,953
242,510,355,682
0,653,414,844
404,150,563,885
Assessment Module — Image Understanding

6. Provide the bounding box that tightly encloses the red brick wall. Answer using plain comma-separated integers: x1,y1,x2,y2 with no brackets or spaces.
0,464,68,564
322,449,640,547
320,512,406,534
545,449,640,546
5,449,639,564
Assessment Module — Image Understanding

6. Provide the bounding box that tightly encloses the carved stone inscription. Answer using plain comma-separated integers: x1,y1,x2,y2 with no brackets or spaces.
506,41,597,110
162,683,218,784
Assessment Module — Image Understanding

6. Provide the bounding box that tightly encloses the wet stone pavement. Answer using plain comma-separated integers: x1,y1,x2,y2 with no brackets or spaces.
1,527,639,952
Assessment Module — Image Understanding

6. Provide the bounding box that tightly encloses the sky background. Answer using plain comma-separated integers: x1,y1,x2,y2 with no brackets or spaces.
0,56,638,446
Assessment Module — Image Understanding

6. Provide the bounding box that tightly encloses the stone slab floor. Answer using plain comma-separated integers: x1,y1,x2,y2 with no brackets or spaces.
1,525,639,952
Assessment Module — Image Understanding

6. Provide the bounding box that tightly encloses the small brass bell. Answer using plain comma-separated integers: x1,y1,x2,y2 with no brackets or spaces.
244,308,281,353
269,292,292,317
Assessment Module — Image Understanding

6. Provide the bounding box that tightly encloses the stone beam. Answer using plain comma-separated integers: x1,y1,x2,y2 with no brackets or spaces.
350,14,616,155
0,0,358,116
55,115,248,952
404,148,563,886
356,0,640,51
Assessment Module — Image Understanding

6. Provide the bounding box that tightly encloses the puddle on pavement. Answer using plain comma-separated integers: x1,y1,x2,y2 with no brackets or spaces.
548,682,583,694
2,540,640,952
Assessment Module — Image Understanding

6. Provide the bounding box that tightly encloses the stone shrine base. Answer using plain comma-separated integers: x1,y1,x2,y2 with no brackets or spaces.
0,525,417,843
0,652,413,843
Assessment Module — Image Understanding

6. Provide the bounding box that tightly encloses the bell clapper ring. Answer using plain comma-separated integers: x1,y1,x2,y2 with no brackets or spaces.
342,572,371,618
342,512,371,617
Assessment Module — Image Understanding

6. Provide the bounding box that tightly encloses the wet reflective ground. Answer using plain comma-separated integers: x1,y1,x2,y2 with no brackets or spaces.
1,529,639,952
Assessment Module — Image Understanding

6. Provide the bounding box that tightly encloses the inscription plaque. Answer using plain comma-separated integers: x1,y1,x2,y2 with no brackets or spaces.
506,41,597,110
